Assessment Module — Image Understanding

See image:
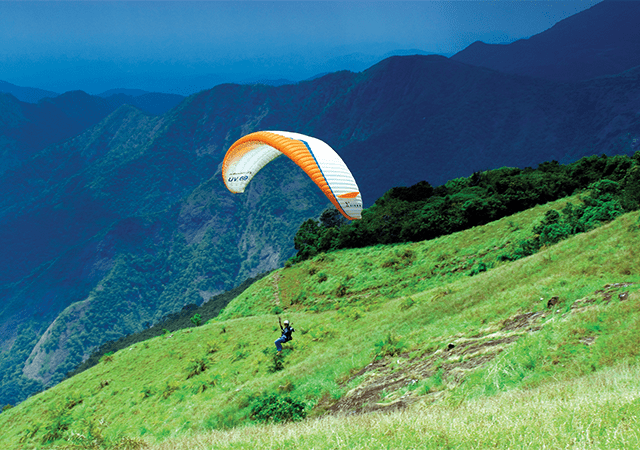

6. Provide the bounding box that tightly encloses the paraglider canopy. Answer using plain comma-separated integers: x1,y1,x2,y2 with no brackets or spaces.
222,131,362,220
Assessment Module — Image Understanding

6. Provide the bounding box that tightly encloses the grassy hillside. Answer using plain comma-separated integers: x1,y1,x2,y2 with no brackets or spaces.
1,197,639,449
4,53,640,408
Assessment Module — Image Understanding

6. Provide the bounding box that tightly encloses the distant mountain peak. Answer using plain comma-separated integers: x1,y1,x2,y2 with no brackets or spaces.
97,88,150,98
451,0,640,81
0,80,59,103
364,54,453,75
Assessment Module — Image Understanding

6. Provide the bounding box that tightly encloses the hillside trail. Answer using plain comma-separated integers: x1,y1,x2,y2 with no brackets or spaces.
317,282,634,416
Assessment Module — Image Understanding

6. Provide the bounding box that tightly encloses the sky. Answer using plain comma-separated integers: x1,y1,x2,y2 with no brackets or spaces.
0,1,602,95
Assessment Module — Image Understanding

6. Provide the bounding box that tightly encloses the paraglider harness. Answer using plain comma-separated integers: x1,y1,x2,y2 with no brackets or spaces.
279,317,295,343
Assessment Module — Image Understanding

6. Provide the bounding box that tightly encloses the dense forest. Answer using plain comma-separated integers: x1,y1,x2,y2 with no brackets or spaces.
292,153,640,262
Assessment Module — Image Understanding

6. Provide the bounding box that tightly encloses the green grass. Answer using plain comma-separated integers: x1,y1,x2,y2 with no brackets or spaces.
148,362,640,450
1,198,639,449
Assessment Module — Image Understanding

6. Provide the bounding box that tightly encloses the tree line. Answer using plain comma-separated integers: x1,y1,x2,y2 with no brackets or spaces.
291,153,640,263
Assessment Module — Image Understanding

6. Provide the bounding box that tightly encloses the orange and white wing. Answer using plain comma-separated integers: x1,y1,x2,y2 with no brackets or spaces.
222,131,362,220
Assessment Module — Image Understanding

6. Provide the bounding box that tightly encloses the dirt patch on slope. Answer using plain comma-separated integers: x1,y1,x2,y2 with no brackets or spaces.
318,282,634,416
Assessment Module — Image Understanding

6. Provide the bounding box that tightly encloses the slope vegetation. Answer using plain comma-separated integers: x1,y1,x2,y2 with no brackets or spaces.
1,196,638,449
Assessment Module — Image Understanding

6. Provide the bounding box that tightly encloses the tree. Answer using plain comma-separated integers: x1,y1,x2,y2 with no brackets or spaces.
319,207,345,228
292,219,322,261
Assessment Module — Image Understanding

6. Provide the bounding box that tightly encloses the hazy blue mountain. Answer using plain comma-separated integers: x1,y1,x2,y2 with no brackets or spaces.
451,0,640,81
241,78,296,87
80,49,435,96
101,92,185,116
0,80,59,103
0,91,124,174
0,90,187,174
97,89,150,98
2,47,640,407
309,55,640,200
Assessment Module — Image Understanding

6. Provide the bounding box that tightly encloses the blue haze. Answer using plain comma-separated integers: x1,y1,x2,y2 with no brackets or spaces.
0,1,600,94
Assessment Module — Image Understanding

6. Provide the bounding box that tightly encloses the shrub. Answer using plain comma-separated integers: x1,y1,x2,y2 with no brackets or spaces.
399,248,416,261
208,373,221,387
100,352,114,363
162,380,180,399
469,262,487,276
250,392,307,423
381,257,399,268
141,386,153,399
193,374,221,394
317,272,328,283
373,333,406,360
232,350,249,362
186,357,208,379
41,408,72,444
344,306,364,320
262,348,286,372
270,351,285,373
338,305,364,320
190,313,202,327
335,283,348,297
193,381,208,395
206,341,220,354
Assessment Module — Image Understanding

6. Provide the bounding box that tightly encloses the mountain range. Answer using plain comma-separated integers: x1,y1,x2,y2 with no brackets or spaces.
0,90,184,175
452,0,640,81
0,80,59,104
1,0,640,407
